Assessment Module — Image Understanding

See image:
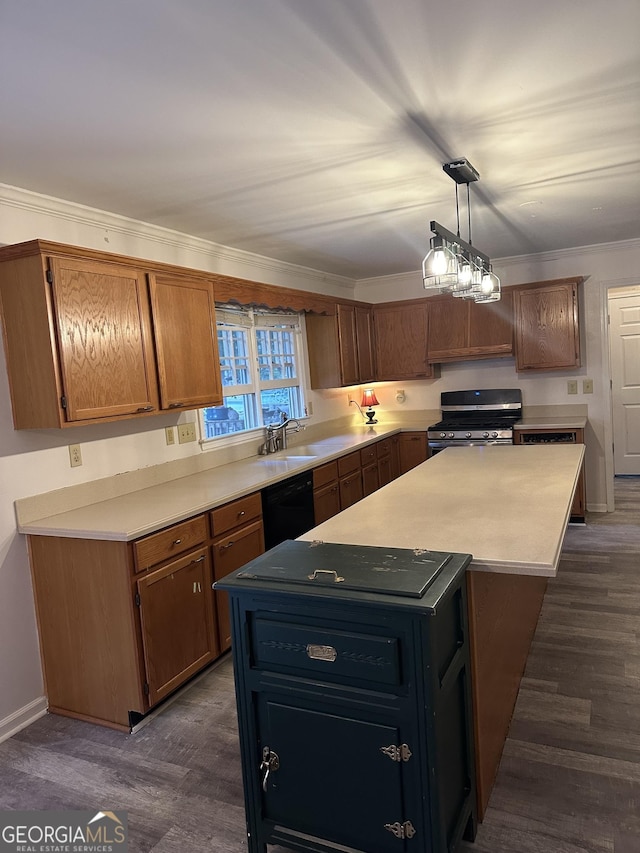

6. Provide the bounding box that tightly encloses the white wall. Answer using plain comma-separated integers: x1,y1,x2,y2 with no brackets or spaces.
1,184,639,738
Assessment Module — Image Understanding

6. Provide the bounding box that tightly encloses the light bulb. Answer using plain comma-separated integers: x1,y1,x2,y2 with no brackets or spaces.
481,272,496,294
432,248,448,276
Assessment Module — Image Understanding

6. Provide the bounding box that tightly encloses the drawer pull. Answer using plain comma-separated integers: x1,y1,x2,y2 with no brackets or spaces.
191,555,205,563
173,538,182,545
136,405,154,412
192,581,202,593
306,644,337,662
167,402,184,408
237,510,246,517
219,541,235,551
307,569,344,583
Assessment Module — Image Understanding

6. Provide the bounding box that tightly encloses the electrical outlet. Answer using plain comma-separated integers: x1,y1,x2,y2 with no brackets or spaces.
583,378,593,394
178,423,197,444
567,380,578,395
69,444,82,467
165,426,175,445
305,401,313,416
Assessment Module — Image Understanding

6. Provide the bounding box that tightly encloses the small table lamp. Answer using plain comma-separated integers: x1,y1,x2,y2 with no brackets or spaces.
361,388,380,424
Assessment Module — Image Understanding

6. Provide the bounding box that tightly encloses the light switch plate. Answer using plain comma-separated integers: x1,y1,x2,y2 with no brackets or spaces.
165,426,175,445
583,379,593,394
178,423,197,443
567,380,578,395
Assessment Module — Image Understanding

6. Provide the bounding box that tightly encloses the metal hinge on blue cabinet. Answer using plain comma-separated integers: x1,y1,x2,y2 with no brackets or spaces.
384,821,416,840
380,743,413,762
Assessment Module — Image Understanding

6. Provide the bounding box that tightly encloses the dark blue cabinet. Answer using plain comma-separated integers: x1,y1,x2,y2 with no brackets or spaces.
217,541,477,853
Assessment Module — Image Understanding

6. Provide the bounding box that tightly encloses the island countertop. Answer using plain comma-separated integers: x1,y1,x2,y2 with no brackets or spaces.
299,443,584,578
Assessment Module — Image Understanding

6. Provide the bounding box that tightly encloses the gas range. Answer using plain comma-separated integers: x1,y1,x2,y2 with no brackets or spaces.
428,389,522,452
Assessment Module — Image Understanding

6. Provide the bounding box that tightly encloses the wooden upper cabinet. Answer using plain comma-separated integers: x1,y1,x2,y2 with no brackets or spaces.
0,240,224,428
148,273,223,410
50,256,159,422
354,305,374,383
512,278,581,371
306,302,375,389
373,300,433,380
427,291,513,363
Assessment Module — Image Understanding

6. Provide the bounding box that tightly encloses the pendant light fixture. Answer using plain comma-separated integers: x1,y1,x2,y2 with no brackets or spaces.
422,159,501,303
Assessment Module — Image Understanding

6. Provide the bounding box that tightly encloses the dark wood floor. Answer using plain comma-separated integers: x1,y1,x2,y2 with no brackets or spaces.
1,478,638,853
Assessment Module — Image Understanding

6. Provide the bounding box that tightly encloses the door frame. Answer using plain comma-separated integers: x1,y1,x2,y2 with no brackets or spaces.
598,276,640,511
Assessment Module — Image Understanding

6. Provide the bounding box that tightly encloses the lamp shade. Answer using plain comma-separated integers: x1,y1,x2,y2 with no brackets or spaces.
361,389,380,408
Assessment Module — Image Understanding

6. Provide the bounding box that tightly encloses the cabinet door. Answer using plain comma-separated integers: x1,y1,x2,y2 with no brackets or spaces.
378,454,393,487
398,432,427,475
148,273,223,409
513,279,580,370
212,520,265,652
50,256,158,422
339,470,363,509
427,296,468,361
373,302,432,380
257,696,416,852
362,461,380,497
137,547,218,705
468,289,513,357
313,481,341,525
355,305,375,382
336,303,359,386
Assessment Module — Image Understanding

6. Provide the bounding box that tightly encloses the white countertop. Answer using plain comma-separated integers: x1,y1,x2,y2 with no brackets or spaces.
16,426,402,541
515,415,587,430
299,444,584,578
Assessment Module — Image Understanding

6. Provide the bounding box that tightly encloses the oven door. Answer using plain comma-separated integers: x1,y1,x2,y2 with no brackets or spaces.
428,439,510,457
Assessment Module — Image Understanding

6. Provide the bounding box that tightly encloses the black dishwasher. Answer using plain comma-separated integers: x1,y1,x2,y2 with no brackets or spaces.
262,471,315,550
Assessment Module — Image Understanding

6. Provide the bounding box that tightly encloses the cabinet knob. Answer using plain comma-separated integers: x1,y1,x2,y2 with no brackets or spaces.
237,510,245,517
173,538,182,545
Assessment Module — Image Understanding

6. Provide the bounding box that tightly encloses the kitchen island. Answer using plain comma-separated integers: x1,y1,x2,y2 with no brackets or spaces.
299,443,585,819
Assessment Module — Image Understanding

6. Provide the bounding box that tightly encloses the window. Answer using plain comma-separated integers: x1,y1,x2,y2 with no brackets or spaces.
201,307,306,441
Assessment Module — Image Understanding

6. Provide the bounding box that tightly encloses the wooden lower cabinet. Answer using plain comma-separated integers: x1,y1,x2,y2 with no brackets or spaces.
313,461,341,524
137,546,217,706
338,450,364,509
398,431,428,474
211,493,265,652
514,427,586,521
27,512,226,731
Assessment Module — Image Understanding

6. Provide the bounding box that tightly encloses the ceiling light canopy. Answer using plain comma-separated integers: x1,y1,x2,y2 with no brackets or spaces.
422,160,500,303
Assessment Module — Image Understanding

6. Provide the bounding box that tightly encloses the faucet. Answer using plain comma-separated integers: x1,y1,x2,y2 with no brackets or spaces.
259,413,304,454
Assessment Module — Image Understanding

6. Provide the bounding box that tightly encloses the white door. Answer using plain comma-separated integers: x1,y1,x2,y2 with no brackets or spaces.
609,290,640,475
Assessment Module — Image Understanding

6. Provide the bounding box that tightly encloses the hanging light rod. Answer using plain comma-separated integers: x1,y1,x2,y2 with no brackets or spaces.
429,220,491,266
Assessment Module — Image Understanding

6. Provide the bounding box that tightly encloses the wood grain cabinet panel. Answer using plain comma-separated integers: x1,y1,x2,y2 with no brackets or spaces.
211,493,265,652
513,278,582,371
373,300,434,380
313,461,341,524
137,546,218,706
427,291,513,363
306,302,375,388
0,240,224,428
148,273,223,410
398,432,428,475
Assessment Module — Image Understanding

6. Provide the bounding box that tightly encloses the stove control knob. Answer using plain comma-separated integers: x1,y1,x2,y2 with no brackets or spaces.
465,432,472,439
448,432,455,439
492,431,499,438
483,432,490,439
440,432,446,438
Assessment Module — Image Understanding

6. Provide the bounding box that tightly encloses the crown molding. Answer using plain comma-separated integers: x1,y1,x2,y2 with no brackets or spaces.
495,236,640,269
0,183,356,292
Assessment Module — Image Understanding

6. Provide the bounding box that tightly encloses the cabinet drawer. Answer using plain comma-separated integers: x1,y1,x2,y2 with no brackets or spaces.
313,460,338,489
359,445,377,466
210,492,262,536
376,438,392,459
134,515,208,572
251,616,401,688
337,450,360,477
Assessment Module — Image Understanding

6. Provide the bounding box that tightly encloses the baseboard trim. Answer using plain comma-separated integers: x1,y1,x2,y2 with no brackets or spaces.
587,503,608,513
0,696,48,744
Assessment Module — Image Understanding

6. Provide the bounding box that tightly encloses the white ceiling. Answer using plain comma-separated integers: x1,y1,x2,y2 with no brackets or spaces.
1,0,639,279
